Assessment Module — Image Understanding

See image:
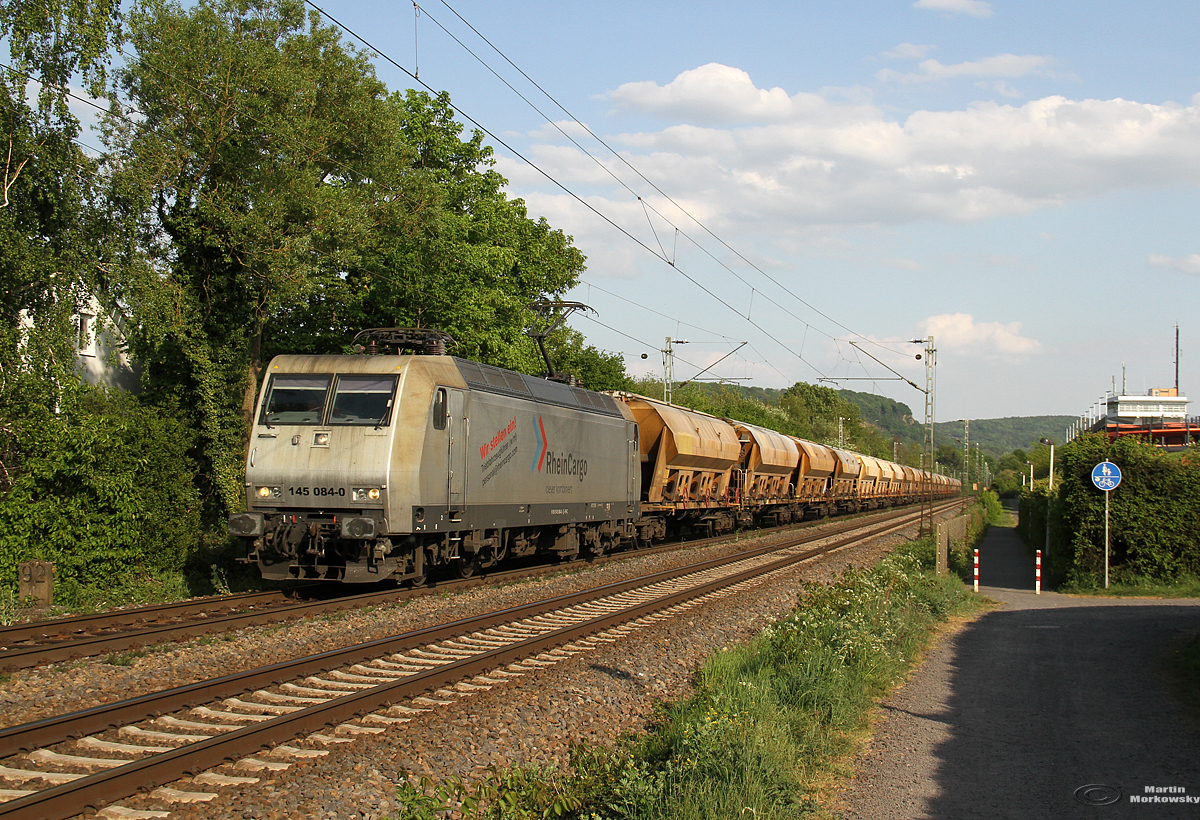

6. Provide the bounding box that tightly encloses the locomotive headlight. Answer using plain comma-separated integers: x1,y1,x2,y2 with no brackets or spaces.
313,432,330,446
352,487,382,502
256,486,281,499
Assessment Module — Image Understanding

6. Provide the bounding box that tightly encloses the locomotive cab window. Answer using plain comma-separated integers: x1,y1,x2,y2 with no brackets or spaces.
260,375,331,425
432,388,447,430
329,375,398,426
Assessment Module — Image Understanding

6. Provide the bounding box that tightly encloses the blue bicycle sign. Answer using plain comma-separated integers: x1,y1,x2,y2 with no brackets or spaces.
1091,461,1122,491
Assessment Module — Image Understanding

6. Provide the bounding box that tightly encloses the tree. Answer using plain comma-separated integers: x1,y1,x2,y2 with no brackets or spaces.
936,444,962,473
107,0,416,517
107,1,601,521
282,89,588,374
1,0,123,417
0,1,209,602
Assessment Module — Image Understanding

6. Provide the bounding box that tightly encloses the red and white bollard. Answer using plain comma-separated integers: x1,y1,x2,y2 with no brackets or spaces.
1036,550,1042,595
973,549,979,592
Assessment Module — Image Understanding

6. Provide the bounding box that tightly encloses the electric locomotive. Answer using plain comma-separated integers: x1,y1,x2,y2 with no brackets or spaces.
228,329,640,583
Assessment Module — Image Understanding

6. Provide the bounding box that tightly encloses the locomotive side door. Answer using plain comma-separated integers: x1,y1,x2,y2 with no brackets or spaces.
447,388,467,520
627,421,640,508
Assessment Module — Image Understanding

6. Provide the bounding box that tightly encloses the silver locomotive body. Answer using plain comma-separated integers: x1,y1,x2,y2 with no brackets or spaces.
229,353,640,582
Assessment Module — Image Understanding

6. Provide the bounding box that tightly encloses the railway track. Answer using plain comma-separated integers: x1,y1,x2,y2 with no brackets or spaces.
0,500,962,819
0,502,953,672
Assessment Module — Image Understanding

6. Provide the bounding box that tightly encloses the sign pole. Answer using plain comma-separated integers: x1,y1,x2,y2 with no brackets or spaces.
1090,460,1121,591
1104,489,1110,589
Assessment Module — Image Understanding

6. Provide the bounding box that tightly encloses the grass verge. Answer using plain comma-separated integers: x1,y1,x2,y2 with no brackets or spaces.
392,540,988,820
1059,572,1200,599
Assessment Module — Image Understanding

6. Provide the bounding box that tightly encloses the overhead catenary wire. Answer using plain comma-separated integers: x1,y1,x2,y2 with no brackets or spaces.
411,0,847,351
7,38,761,382
428,0,885,347
303,1,829,381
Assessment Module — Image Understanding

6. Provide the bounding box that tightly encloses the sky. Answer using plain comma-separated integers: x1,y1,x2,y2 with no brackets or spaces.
197,1,1200,423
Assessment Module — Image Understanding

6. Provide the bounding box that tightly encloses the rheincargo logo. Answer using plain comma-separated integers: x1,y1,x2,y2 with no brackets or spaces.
532,416,587,482
532,416,549,472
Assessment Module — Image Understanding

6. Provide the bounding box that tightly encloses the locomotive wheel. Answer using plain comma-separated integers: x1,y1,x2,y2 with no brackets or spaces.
453,555,481,578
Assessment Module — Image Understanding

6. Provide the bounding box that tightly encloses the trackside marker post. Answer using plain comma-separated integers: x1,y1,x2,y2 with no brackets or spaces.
973,549,979,592
1036,550,1041,594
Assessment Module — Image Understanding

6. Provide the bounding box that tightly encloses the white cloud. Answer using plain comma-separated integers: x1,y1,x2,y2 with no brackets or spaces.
878,54,1057,85
914,0,993,17
919,313,1041,356
512,64,1200,254
978,80,1021,98
882,43,935,60
1148,254,1200,275
608,63,802,124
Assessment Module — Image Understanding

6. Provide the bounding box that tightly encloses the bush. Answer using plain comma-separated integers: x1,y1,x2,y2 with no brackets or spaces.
1035,434,1200,588
0,384,202,607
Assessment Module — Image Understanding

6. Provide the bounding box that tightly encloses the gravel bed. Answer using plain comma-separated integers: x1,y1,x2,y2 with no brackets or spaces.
107,519,924,820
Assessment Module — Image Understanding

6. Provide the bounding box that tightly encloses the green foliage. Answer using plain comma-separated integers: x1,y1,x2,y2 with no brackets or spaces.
1021,434,1200,588
838,388,920,442
2,1,126,496
107,0,409,518
0,384,201,607
2,0,616,608
105,5,601,524
105,649,148,667
979,489,1003,524
393,767,585,820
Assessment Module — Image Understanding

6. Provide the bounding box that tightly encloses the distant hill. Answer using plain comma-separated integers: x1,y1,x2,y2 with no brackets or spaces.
931,416,1076,456
835,388,1074,455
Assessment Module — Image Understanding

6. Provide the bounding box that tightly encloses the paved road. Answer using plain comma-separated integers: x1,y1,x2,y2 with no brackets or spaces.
839,521,1200,819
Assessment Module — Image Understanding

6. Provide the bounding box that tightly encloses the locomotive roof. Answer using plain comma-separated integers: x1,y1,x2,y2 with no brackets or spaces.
452,357,624,417
263,353,625,418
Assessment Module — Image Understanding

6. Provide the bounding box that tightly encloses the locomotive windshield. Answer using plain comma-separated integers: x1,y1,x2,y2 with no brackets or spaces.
329,375,397,426
260,375,331,425
259,373,397,426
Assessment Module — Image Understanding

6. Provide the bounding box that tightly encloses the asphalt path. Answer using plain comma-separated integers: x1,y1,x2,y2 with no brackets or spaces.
839,519,1200,819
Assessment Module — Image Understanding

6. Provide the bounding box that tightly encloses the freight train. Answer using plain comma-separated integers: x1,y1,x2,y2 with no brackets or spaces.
227,329,960,584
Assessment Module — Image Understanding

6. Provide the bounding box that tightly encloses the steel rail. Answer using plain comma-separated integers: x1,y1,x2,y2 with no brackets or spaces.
0,501,963,819
0,501,947,671
0,501,956,759
0,590,297,644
